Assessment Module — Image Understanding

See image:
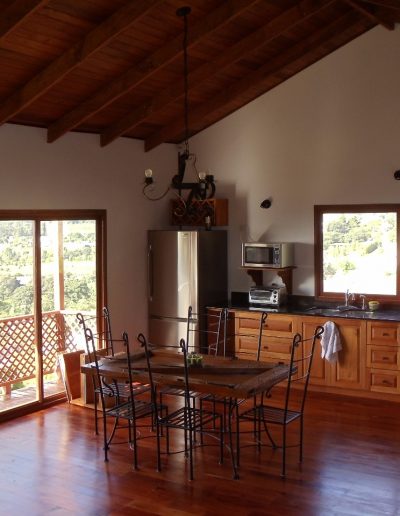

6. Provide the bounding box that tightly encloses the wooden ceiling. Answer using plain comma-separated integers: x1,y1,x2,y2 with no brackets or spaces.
0,0,398,151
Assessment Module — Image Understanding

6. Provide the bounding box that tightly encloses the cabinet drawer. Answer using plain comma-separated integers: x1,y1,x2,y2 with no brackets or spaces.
235,312,295,336
368,369,400,394
366,346,400,370
236,335,292,361
367,322,399,346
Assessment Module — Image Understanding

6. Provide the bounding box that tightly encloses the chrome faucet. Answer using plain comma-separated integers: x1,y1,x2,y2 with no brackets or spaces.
344,289,354,307
359,294,367,310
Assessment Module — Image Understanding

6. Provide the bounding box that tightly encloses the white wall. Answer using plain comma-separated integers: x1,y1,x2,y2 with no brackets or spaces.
0,124,176,340
190,26,400,296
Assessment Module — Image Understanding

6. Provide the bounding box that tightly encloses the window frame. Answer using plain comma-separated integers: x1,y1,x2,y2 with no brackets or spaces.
0,209,107,421
314,204,400,304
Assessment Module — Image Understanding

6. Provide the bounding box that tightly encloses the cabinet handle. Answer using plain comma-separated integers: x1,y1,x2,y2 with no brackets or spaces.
382,356,390,361
382,380,392,385
382,333,389,337
263,345,269,350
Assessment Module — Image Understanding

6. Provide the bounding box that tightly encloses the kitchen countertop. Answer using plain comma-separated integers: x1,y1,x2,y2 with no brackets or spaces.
217,293,400,322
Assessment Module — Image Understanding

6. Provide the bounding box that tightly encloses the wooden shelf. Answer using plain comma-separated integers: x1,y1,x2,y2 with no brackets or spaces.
171,198,228,226
240,266,296,294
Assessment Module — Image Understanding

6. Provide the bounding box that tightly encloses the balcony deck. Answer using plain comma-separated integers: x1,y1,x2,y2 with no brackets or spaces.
0,310,92,414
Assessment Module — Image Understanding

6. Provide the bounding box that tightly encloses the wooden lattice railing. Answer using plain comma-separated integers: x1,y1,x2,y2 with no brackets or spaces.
0,310,88,390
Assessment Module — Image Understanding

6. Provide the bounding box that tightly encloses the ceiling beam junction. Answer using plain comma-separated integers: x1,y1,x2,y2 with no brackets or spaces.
343,0,395,29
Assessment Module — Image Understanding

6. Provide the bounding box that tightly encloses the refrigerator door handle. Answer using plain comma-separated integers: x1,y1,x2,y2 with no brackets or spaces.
148,244,153,302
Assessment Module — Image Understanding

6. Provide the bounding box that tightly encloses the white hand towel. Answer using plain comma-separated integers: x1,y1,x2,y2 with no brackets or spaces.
321,321,342,363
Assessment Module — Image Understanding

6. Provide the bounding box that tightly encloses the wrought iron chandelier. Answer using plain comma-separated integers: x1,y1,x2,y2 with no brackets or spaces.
143,6,216,205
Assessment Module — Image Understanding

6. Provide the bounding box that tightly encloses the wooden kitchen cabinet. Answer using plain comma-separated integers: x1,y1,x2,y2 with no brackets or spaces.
300,317,367,391
366,321,400,395
234,311,298,363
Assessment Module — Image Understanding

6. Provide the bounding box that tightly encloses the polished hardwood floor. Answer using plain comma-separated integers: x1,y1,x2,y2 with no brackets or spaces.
1,390,400,516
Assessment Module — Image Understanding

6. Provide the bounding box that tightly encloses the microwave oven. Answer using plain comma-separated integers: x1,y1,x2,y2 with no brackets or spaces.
242,242,294,268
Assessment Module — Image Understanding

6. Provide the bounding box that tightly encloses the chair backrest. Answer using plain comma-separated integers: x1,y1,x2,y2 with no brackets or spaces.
283,325,324,416
84,326,107,405
186,305,226,356
77,306,115,361
234,311,268,361
137,332,158,407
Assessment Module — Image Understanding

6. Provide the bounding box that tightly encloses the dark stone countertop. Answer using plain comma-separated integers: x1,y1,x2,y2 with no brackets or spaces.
215,292,400,323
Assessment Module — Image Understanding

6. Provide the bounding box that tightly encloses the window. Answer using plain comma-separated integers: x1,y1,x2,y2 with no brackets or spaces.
0,210,106,418
314,205,400,301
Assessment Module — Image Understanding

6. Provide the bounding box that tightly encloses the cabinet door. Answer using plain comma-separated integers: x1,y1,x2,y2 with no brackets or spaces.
300,317,367,390
300,317,329,386
330,319,367,390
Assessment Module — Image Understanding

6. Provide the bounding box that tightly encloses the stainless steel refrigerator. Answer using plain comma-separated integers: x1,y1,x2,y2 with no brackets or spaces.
147,230,227,352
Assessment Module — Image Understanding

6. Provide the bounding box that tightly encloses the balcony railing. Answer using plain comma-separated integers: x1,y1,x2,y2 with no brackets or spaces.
0,310,88,395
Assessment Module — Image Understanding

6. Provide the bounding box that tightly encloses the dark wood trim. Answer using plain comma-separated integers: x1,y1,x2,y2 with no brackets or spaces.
34,220,44,403
0,0,48,42
343,0,395,29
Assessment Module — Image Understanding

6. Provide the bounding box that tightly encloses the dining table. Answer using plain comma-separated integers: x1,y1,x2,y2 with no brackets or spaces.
80,349,291,400
81,349,292,479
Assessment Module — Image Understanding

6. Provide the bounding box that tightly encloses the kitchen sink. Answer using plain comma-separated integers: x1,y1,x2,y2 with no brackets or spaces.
306,307,374,317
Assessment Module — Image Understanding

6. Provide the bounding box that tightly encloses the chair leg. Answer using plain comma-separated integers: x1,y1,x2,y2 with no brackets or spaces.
228,400,239,479
156,417,161,472
282,425,287,478
102,406,109,462
132,419,138,470
299,415,304,463
188,426,194,481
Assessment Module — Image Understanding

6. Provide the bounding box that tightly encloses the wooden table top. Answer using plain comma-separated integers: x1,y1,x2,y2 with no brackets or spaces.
81,350,290,399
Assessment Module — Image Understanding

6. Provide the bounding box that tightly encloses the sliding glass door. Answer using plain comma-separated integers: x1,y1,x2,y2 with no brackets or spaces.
0,211,106,418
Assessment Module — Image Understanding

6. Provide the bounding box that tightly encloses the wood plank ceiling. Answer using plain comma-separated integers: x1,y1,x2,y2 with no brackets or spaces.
0,0,398,151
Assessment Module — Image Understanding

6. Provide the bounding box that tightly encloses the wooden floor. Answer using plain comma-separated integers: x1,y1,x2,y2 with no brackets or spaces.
1,390,400,516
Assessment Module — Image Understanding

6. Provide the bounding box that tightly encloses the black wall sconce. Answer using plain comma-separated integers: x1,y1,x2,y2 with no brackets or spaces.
394,170,400,180
260,198,272,209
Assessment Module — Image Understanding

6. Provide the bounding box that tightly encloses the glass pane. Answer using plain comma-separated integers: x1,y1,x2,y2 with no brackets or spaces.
322,212,397,295
0,221,37,412
41,220,97,399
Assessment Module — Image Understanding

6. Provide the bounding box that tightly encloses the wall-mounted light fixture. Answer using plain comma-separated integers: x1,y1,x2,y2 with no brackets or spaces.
260,198,272,209
394,170,400,180
143,6,216,205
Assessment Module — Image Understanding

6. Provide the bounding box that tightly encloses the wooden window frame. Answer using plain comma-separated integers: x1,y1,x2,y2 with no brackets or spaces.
0,209,107,421
314,204,400,304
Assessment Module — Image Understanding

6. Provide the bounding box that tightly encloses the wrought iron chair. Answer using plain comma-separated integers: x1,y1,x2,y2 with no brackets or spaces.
77,307,150,434
238,325,324,477
86,328,164,469
146,337,224,481
200,310,268,469
158,306,225,408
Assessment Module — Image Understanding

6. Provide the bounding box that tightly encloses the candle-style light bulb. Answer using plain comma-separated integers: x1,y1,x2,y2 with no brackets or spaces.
144,168,153,185
198,171,207,182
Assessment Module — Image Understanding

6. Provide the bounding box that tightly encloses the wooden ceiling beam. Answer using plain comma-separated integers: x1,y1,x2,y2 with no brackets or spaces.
343,0,395,29
144,11,361,152
358,0,400,9
100,0,336,147
0,0,48,41
47,0,257,143
0,0,163,126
